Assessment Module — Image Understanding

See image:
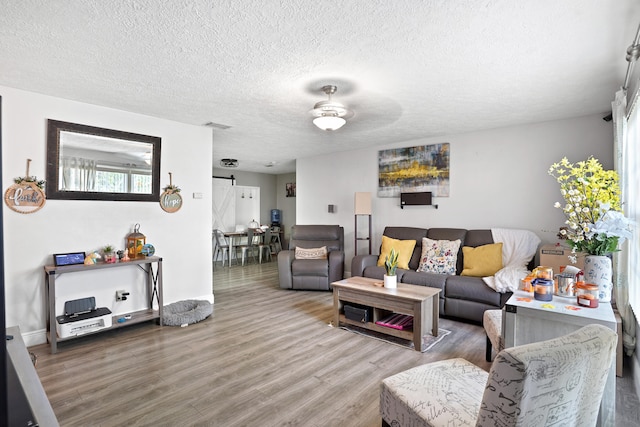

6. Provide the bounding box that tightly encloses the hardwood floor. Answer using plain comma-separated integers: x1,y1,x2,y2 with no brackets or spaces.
30,260,639,426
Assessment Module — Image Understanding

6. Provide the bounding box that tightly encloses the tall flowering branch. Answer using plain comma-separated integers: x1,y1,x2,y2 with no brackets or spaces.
548,157,633,256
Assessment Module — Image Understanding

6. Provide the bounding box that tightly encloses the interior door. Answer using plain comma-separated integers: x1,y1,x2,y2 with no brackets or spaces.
212,177,235,232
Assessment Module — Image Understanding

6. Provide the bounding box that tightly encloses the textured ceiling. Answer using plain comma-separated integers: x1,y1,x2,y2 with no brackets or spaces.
1,1,639,174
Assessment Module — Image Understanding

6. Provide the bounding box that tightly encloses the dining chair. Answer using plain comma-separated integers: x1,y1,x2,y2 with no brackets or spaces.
237,228,259,266
258,229,273,263
212,229,231,267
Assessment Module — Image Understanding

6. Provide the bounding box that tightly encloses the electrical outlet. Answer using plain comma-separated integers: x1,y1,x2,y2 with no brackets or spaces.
116,290,130,301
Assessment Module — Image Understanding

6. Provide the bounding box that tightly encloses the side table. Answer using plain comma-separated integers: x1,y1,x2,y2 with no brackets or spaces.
502,290,616,427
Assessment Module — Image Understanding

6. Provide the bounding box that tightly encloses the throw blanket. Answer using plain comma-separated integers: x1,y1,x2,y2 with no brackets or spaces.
483,228,541,293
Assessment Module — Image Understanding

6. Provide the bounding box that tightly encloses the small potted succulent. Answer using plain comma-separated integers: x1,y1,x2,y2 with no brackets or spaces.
103,244,117,264
384,248,399,288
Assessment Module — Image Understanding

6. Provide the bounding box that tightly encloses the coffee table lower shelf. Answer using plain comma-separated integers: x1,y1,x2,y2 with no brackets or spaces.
338,315,414,341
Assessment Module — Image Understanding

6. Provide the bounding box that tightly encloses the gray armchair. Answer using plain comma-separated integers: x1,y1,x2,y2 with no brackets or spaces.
278,225,345,290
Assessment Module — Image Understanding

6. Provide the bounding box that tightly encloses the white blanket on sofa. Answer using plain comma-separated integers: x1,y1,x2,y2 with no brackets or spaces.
483,228,541,293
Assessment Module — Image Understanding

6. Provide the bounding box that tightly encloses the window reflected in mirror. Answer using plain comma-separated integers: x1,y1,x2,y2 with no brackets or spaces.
47,120,161,201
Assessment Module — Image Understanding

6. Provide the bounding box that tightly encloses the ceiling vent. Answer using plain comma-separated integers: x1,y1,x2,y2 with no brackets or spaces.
204,122,232,130
220,158,238,168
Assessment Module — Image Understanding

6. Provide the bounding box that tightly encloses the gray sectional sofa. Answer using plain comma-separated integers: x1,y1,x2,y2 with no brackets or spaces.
351,226,533,324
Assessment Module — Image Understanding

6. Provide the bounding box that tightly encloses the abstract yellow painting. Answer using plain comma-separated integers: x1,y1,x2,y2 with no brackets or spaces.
378,143,450,197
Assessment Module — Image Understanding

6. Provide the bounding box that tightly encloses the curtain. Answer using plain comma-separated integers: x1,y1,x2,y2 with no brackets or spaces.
61,157,96,191
613,88,637,356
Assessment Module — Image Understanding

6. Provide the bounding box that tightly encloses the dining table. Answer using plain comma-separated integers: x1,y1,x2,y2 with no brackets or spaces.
223,228,264,265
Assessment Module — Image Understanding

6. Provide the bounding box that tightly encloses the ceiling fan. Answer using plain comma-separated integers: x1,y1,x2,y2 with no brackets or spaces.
310,85,353,131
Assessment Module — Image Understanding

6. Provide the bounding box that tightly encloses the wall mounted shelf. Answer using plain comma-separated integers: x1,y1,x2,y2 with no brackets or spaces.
399,191,438,209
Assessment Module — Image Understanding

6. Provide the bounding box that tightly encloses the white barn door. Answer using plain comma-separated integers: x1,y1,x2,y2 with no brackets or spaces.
213,177,235,232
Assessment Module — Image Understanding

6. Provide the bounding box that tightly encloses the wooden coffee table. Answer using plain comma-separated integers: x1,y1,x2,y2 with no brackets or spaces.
332,276,440,351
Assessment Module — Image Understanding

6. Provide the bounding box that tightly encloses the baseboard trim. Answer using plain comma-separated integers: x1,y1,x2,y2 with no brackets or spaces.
194,293,214,304
22,328,47,347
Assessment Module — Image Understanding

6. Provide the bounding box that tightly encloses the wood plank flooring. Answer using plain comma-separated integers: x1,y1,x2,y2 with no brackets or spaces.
30,260,639,426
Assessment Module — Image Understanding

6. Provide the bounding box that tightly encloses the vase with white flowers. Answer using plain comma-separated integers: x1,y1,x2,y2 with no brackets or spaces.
548,156,634,302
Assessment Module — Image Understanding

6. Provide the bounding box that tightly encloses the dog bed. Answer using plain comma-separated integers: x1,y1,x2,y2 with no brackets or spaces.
163,299,212,326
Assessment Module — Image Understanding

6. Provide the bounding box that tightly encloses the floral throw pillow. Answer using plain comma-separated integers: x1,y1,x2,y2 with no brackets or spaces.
416,237,461,275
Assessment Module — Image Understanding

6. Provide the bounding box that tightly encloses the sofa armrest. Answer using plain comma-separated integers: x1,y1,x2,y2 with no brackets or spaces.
328,250,345,285
277,250,295,289
351,254,379,277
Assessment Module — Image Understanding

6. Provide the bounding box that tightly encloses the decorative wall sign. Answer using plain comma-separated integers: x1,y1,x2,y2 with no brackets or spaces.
378,143,450,198
160,172,182,213
4,159,46,214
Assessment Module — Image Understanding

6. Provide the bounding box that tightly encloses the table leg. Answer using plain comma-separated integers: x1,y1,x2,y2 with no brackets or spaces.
228,236,236,265
333,289,341,328
431,294,439,337
414,301,424,351
47,272,58,354
156,259,164,326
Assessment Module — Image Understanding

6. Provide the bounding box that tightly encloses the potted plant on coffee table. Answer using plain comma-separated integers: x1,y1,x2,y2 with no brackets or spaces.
384,248,399,288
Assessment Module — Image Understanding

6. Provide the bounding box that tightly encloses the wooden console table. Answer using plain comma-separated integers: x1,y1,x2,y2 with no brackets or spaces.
332,276,440,351
44,256,163,353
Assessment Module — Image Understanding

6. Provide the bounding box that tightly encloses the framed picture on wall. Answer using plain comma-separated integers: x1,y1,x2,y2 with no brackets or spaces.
378,142,450,197
286,182,296,197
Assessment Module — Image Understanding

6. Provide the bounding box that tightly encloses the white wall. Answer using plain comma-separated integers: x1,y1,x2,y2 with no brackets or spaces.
296,114,613,274
1,86,213,345
234,185,261,227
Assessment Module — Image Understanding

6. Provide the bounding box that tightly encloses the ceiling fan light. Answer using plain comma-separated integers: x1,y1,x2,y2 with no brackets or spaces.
310,85,350,131
313,115,346,131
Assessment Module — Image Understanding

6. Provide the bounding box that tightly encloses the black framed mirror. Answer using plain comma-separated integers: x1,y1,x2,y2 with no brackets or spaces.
46,120,161,201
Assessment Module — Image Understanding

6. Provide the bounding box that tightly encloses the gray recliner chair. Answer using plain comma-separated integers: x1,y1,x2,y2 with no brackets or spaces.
278,225,345,291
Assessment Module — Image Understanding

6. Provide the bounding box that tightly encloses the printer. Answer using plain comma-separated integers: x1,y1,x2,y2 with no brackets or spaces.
56,297,112,338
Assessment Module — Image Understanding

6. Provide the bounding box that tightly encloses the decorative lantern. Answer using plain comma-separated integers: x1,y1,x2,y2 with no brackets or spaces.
126,223,146,259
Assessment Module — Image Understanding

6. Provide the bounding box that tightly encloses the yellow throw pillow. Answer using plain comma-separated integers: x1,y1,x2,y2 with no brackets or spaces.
460,243,504,277
377,236,416,270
